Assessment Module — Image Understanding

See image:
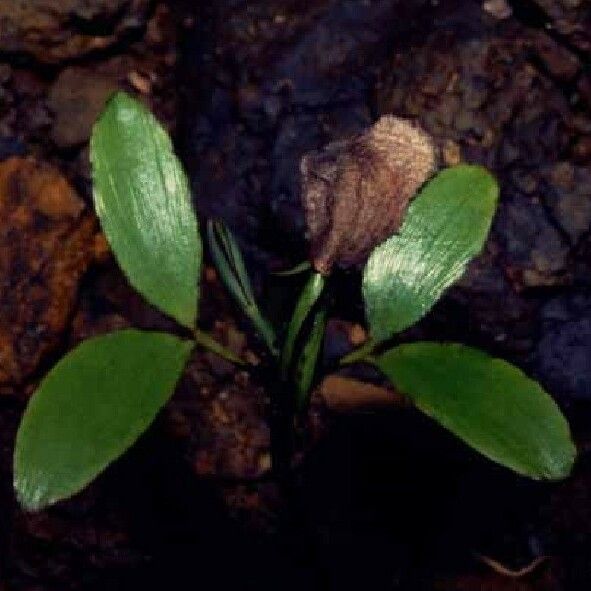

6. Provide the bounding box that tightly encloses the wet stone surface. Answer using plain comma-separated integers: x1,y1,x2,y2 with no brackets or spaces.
535,295,591,401
0,157,96,387
0,0,152,64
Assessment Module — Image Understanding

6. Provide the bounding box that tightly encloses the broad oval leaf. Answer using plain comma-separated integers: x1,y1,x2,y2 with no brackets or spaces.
280,271,325,377
91,92,201,329
375,342,576,480
14,329,193,511
363,165,498,342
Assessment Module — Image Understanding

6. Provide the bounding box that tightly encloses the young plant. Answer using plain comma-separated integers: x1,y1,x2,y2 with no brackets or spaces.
13,93,576,512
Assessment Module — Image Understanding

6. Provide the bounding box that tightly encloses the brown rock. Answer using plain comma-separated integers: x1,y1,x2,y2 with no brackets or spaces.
47,67,118,148
572,136,591,163
172,351,271,479
532,0,591,56
349,323,368,346
482,0,513,20
533,32,580,81
0,0,151,64
0,157,96,386
319,375,406,412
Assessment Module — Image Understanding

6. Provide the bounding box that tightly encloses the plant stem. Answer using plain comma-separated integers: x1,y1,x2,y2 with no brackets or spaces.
340,339,376,365
271,383,294,480
193,328,245,365
273,261,312,276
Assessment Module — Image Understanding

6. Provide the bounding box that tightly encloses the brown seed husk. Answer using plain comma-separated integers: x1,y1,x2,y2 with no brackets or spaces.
300,115,436,275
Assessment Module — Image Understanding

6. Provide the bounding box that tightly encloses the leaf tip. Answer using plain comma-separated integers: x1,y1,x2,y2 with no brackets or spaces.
542,438,577,481
13,461,50,512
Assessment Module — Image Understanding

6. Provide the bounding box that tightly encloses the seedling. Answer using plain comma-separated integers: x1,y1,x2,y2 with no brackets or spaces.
13,93,576,511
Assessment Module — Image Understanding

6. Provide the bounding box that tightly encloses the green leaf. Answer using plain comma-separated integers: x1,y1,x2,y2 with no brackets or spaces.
375,342,576,480
294,307,327,411
363,165,499,342
91,92,201,329
207,220,277,356
280,271,326,378
14,330,193,511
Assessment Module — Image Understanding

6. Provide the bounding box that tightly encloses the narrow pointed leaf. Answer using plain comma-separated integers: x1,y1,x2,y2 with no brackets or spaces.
207,220,277,356
294,307,327,411
281,271,325,377
91,92,201,329
14,330,193,511
363,165,499,342
375,342,576,480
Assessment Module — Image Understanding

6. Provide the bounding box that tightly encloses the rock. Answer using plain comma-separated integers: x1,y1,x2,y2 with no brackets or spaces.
578,75,591,109
0,0,152,64
572,136,591,163
376,7,588,291
319,375,405,412
0,157,96,386
349,323,368,347
535,295,591,400
495,198,569,286
182,0,430,258
482,0,513,20
171,351,271,479
442,139,462,166
0,137,26,161
47,67,118,149
542,163,591,244
533,32,580,81
532,0,591,56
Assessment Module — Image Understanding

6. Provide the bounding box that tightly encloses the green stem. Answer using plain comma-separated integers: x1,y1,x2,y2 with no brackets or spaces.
193,328,245,365
340,339,376,365
274,261,312,277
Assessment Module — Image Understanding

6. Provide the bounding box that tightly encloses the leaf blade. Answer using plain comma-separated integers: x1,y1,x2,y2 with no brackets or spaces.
280,271,325,377
375,342,576,480
363,165,499,342
294,307,327,411
14,329,193,511
91,92,201,329
207,219,278,356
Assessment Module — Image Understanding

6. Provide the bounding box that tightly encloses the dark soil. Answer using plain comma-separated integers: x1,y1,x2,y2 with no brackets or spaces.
0,0,590,589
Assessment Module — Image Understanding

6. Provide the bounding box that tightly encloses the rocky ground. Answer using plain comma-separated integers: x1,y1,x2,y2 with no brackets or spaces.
0,0,590,589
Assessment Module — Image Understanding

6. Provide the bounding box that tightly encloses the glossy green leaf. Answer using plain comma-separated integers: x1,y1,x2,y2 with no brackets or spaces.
294,307,327,411
91,92,201,329
280,271,326,378
363,165,499,342
375,342,576,480
14,330,193,511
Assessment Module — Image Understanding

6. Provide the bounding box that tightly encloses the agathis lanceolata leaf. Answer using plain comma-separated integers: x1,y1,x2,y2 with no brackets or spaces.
14,330,193,510
294,306,327,411
363,165,499,343
91,92,201,329
281,271,325,378
375,342,576,480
